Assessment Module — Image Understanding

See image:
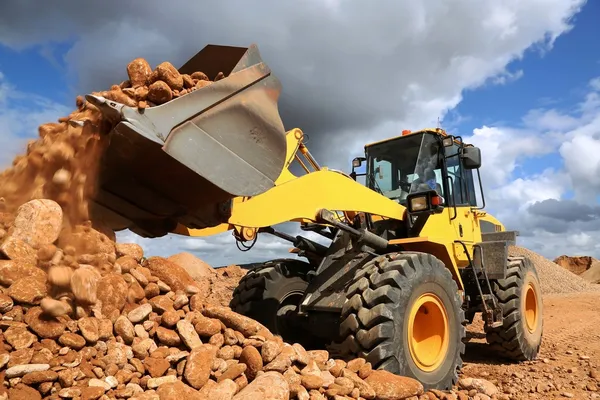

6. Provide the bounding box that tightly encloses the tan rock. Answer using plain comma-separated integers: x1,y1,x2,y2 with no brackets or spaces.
116,242,144,261
0,236,37,264
71,267,100,304
11,199,63,249
59,332,86,350
177,319,202,350
167,252,215,281
4,326,36,349
78,317,100,343
0,260,45,286
185,344,218,389
5,363,50,378
195,315,222,337
48,266,73,288
262,340,282,364
40,297,72,317
128,303,152,323
342,369,376,400
115,315,135,344
0,293,13,312
156,380,201,399
21,370,58,385
80,386,105,400
149,295,175,313
218,363,247,382
96,273,128,316
9,276,47,305
458,378,498,397
202,305,274,340
233,371,290,400
144,256,199,292
240,346,263,381
144,357,170,378
7,384,43,400
147,374,178,389
24,307,65,339
127,58,152,87
115,255,139,273
156,327,181,346
154,62,184,91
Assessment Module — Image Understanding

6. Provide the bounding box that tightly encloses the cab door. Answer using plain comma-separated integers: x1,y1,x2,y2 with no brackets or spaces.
444,146,476,244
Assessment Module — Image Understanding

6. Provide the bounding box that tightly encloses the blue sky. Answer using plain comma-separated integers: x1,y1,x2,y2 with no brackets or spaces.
0,0,598,265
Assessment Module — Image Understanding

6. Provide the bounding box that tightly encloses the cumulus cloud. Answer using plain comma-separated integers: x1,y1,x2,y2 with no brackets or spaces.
462,75,600,259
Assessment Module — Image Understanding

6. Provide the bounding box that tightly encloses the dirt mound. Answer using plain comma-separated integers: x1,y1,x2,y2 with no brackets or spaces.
553,255,600,284
553,255,595,275
509,246,600,294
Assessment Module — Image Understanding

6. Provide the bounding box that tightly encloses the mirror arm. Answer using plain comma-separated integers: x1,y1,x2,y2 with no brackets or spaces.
471,168,486,210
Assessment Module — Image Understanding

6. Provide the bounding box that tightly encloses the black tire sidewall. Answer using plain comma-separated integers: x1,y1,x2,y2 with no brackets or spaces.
262,276,309,333
398,264,462,387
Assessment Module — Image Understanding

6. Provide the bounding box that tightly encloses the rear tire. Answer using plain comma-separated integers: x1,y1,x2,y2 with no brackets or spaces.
229,259,311,344
337,252,466,391
485,256,543,361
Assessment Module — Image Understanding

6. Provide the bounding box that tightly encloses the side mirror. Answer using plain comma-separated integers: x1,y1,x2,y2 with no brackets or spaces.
462,146,481,170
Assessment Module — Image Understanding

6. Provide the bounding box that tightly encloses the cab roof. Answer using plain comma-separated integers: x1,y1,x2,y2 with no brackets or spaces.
364,128,448,149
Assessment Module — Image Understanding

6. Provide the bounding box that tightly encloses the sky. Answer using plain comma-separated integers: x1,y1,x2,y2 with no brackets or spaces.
0,0,599,266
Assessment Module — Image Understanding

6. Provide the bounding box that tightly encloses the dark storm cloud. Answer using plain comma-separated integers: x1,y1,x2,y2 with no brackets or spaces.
528,198,600,222
0,0,585,167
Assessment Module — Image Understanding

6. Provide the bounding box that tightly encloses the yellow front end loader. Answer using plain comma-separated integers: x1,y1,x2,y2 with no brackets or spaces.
89,43,543,391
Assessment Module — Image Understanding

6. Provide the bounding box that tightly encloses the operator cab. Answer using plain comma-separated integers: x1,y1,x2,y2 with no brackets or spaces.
351,129,482,211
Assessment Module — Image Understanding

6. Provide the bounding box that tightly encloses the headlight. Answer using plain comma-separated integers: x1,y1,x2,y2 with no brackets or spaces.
409,196,429,212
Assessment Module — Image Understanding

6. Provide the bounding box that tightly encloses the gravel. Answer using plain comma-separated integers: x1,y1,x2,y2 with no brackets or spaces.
509,245,600,295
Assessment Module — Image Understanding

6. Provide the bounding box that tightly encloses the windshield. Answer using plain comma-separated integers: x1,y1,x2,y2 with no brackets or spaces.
366,133,443,204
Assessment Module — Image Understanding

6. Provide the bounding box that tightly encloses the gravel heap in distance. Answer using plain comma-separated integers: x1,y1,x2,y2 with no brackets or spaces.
509,246,600,295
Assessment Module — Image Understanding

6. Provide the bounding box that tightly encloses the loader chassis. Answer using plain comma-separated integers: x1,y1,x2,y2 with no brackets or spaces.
229,129,543,391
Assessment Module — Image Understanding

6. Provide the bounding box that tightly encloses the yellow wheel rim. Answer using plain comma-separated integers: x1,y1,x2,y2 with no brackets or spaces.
407,293,450,372
524,282,538,333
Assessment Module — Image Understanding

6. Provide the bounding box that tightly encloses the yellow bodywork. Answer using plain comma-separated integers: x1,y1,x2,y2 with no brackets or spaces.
173,128,502,291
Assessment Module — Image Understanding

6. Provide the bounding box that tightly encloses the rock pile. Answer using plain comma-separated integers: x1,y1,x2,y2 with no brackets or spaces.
0,199,431,400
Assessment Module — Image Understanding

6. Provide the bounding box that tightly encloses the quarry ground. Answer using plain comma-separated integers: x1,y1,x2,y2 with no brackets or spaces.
463,291,600,399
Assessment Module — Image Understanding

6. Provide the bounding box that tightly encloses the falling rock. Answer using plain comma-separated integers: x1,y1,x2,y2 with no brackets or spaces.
11,199,63,249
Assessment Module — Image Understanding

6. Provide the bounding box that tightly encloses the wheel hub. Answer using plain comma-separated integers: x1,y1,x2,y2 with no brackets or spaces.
524,282,538,333
408,293,450,372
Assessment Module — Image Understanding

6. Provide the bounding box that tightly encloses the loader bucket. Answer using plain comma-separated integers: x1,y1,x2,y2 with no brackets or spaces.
85,44,288,238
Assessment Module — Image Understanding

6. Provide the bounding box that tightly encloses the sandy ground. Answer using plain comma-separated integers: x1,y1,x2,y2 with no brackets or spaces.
463,291,600,399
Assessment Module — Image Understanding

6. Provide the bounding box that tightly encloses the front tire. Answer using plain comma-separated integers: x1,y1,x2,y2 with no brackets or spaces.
485,256,543,361
229,259,311,344
337,252,466,391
